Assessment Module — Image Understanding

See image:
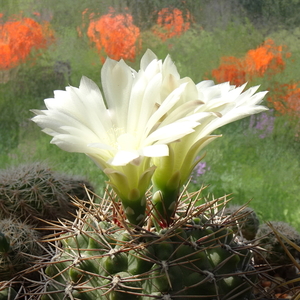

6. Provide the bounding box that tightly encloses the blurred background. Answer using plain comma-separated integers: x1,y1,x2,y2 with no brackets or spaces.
1,0,300,229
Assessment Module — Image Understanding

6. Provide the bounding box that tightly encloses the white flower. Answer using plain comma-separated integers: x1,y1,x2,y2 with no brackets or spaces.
31,51,203,169
152,80,268,202
31,49,210,224
31,49,268,225
151,72,268,225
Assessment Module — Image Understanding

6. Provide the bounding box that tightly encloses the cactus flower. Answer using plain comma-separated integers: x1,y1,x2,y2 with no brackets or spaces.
31,50,208,224
152,80,268,225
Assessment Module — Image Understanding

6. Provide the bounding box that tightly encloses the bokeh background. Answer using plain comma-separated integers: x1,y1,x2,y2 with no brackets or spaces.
1,0,300,230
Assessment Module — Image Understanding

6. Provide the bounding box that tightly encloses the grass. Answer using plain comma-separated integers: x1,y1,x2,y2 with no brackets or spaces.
1,20,300,232
190,115,300,231
0,125,107,195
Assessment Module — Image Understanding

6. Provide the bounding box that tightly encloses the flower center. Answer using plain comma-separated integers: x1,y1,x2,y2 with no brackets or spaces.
116,133,138,150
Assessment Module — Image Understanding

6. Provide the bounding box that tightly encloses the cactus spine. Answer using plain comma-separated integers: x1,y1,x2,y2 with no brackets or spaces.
0,162,93,225
221,205,260,241
0,218,43,281
35,188,262,300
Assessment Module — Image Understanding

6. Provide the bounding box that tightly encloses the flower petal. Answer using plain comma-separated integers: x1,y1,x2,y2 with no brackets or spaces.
108,150,140,166
141,144,169,157
101,58,133,129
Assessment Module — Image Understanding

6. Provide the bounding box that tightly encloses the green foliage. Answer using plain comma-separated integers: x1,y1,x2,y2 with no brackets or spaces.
139,21,263,83
239,0,300,30
190,115,300,231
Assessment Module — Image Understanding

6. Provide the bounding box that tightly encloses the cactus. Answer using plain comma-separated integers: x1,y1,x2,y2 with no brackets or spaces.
254,221,300,265
0,218,43,281
220,205,260,241
32,188,264,300
253,221,300,297
0,162,94,225
0,286,18,300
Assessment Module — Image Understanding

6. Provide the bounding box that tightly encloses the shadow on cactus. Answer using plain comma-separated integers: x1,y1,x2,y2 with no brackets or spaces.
0,283,18,300
24,186,266,300
253,221,300,298
0,162,94,226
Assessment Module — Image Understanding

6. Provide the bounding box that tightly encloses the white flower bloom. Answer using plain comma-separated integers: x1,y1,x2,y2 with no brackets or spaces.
151,70,268,225
31,49,211,224
32,51,203,169
31,49,268,225
153,80,268,193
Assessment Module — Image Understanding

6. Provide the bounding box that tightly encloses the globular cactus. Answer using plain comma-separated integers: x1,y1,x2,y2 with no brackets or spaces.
0,162,94,225
34,189,263,300
253,221,300,297
220,205,260,241
254,221,300,266
0,218,43,281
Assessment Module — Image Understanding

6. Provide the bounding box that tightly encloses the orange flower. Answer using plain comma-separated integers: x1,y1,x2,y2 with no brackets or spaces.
211,56,246,86
87,8,141,61
212,39,290,85
0,15,54,69
267,82,300,117
152,7,192,41
245,39,287,78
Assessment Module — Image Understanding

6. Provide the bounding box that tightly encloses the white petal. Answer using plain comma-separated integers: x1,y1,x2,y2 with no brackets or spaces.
109,150,140,166
196,80,215,89
50,135,95,153
87,143,114,150
128,72,162,134
101,58,133,129
160,100,204,126
117,133,138,150
141,144,169,157
145,120,198,145
162,54,180,80
140,49,157,71
145,82,188,137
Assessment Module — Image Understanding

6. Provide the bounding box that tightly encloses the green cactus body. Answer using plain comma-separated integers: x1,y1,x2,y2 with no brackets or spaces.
128,246,155,275
38,193,260,300
110,271,143,300
206,246,240,274
0,287,17,300
0,232,10,253
102,251,129,274
151,264,184,293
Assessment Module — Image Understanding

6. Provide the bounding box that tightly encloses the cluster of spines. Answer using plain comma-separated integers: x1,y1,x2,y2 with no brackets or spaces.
0,217,43,281
0,162,94,225
32,189,261,300
2,185,299,299
0,162,95,297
